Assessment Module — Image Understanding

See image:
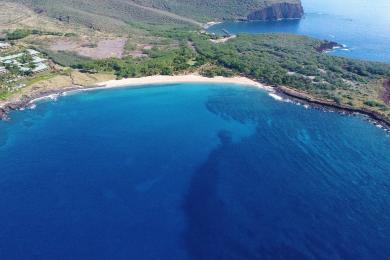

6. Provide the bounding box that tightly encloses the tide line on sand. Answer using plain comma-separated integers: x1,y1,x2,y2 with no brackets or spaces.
28,74,273,104
94,74,271,90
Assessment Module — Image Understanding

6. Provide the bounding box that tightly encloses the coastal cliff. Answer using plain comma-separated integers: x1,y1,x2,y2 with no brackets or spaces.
247,2,304,21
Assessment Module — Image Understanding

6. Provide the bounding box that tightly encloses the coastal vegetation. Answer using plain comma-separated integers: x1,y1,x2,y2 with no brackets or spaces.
5,28,80,41
12,0,302,31
192,34,390,112
1,1,390,124
73,45,196,78
67,31,390,117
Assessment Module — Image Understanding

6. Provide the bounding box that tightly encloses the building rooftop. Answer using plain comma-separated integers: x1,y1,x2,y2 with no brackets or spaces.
0,42,11,49
33,57,47,63
0,49,48,74
32,63,48,72
0,66,8,74
0,53,23,62
27,49,40,55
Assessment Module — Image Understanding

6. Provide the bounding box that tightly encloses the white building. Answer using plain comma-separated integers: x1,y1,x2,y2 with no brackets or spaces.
32,63,48,73
0,53,23,62
27,49,40,55
32,56,47,63
0,66,7,74
0,42,10,49
0,49,48,74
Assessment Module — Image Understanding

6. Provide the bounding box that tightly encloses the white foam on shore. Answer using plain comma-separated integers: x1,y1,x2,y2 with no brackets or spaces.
269,93,284,101
29,94,59,104
90,75,273,93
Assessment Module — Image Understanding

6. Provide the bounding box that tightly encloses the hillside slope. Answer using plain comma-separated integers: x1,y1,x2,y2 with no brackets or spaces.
13,0,303,31
132,0,303,21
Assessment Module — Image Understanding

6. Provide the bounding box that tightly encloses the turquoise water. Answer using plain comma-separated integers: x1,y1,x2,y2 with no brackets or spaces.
1,83,390,259
208,0,390,62
2,1,390,258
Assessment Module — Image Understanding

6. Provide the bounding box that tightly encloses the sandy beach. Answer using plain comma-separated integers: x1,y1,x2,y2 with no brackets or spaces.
1,73,390,133
203,21,222,29
0,73,274,120
27,74,272,104
94,74,271,90
0,74,272,110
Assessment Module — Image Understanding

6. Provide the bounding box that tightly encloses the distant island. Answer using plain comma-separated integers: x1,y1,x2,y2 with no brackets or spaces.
1,0,390,129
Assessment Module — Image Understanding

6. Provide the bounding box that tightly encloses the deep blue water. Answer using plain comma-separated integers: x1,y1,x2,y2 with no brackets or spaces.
208,0,390,62
1,83,390,259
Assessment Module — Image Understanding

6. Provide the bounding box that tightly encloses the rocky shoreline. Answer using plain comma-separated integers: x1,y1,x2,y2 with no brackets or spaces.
0,86,83,120
1,78,390,134
315,41,343,53
275,85,390,132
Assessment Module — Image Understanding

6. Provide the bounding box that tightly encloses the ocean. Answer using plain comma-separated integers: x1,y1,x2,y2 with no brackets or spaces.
208,0,390,62
1,0,390,259
1,84,390,259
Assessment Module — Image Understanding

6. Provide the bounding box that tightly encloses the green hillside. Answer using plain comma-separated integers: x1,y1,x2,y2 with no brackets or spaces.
14,0,301,31
70,30,390,119
131,0,301,21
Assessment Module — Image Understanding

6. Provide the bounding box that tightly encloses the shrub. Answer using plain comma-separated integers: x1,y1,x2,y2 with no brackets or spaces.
6,29,31,40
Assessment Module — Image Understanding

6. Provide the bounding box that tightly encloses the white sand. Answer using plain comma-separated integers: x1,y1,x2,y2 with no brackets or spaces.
203,21,222,29
210,35,237,44
94,74,272,91
25,74,272,105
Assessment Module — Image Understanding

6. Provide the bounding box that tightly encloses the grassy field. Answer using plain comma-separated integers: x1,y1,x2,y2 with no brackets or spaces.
12,0,200,32
0,1,176,66
1,0,301,66
69,30,390,118
131,0,301,22
11,0,301,31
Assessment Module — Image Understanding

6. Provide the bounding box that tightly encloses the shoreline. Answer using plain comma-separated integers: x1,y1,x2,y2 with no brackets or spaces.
93,74,270,90
27,75,272,104
275,86,390,133
0,74,272,120
203,21,222,29
1,73,389,133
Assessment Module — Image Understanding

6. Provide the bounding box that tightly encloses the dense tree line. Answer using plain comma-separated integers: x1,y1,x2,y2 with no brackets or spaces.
74,46,196,78
190,33,390,111
67,31,390,113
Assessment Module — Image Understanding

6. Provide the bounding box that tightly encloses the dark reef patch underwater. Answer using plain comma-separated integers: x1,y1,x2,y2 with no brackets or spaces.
1,83,390,259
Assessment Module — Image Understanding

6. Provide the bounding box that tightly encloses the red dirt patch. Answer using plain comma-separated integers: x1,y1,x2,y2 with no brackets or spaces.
50,38,126,59
125,45,152,58
50,39,79,51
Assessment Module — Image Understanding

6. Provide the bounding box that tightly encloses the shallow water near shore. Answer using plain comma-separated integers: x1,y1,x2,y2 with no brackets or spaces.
1,83,390,259
208,0,390,62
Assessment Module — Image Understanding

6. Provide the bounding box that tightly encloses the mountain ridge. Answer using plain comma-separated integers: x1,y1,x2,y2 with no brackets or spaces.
12,0,303,30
